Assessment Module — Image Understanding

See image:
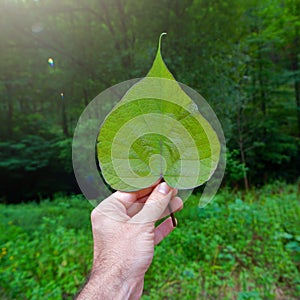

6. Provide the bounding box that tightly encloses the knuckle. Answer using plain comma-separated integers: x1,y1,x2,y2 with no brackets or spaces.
90,208,99,223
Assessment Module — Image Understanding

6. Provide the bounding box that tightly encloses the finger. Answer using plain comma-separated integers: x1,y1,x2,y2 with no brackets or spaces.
151,177,162,187
126,195,148,217
92,193,130,222
127,188,178,217
159,196,183,219
154,217,176,245
131,182,174,223
113,186,154,209
92,184,159,222
128,195,183,219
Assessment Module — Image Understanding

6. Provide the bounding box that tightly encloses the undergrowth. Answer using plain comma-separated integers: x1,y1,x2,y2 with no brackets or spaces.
0,183,299,299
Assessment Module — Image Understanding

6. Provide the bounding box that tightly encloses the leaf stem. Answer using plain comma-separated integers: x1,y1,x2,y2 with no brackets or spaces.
168,203,177,227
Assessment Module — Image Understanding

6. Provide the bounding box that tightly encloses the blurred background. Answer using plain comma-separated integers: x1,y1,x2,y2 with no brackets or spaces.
0,0,299,299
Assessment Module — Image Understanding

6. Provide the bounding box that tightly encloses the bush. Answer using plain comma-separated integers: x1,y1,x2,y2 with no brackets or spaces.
0,184,299,299
0,136,76,203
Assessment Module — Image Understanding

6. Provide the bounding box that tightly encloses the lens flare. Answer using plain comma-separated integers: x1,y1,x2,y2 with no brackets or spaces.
48,58,54,67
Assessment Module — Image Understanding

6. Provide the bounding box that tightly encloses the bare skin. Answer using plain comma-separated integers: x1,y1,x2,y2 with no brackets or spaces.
75,182,183,300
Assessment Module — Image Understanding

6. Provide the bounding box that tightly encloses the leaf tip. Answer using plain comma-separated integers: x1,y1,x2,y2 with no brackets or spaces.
159,32,167,51
147,32,174,80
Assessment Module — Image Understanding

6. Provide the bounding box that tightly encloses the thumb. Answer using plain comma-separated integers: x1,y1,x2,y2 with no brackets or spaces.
130,182,174,224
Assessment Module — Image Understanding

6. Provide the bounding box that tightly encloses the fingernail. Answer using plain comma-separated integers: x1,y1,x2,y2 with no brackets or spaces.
158,182,170,194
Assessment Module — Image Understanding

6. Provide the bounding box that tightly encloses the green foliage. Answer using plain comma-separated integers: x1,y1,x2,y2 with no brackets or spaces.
226,150,248,183
1,184,299,299
0,195,92,300
143,183,300,299
0,136,74,203
0,136,54,171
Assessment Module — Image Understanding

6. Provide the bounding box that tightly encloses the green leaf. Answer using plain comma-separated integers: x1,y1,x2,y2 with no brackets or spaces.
97,33,220,191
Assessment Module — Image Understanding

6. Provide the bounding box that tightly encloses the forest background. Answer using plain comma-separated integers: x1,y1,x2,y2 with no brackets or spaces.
1,0,299,201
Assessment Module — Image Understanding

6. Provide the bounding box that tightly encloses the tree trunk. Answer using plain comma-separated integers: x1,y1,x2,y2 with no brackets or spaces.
258,50,266,116
83,88,89,106
295,78,300,137
61,98,68,136
291,31,300,137
5,83,13,137
237,105,249,191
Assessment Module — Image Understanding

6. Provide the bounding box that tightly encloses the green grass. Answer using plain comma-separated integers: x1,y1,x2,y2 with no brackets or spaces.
0,183,299,299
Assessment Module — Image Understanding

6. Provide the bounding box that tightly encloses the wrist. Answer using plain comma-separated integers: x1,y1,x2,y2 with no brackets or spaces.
77,261,144,300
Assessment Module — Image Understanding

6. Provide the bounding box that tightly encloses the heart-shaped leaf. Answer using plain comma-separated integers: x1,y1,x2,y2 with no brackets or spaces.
97,33,220,191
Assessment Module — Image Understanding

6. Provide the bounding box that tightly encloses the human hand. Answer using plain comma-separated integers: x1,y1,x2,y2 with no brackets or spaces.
76,182,183,300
